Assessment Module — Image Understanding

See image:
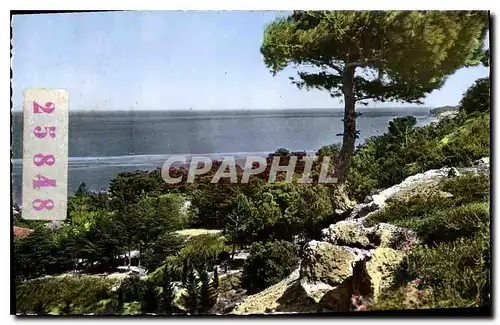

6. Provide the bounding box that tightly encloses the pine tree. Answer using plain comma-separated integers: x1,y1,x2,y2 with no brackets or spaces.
182,267,199,315
140,280,159,314
198,262,217,313
160,266,175,314
213,265,219,291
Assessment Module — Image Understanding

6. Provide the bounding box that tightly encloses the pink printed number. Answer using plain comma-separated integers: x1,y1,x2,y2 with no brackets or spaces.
34,126,56,138
32,174,57,189
33,101,55,114
33,199,54,211
33,154,55,167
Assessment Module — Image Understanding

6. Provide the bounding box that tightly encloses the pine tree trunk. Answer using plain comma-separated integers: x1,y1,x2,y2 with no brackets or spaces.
336,65,357,184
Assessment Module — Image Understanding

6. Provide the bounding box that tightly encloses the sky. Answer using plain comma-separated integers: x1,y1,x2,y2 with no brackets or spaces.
11,11,490,111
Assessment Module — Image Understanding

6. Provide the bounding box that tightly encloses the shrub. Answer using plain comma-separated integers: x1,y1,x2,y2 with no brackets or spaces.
460,77,490,116
441,113,490,167
119,276,144,303
242,240,299,294
440,173,490,205
16,276,118,314
177,234,229,269
140,279,160,313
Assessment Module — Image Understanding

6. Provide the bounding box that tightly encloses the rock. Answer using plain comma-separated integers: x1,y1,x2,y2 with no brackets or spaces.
231,268,319,315
321,219,419,251
349,202,379,220
298,241,358,310
369,167,450,209
300,241,355,286
448,167,460,178
342,246,375,262
367,223,420,250
321,221,371,248
363,248,405,302
364,195,373,203
474,157,490,166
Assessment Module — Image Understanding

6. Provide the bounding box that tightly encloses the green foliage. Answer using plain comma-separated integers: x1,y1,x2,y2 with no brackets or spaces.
160,266,175,314
460,77,490,115
348,112,490,202
242,240,299,294
262,11,488,102
182,267,200,315
197,263,217,313
261,11,487,182
177,234,229,270
440,173,490,204
119,276,144,303
141,232,183,272
16,276,118,314
365,174,490,245
369,173,490,310
397,231,489,308
14,226,63,280
316,143,341,158
225,193,255,255
218,272,242,293
440,113,490,166
140,279,159,313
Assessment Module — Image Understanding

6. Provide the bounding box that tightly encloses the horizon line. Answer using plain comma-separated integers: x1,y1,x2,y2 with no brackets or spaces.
11,106,436,113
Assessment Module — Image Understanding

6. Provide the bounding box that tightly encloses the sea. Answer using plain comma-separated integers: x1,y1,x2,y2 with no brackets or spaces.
11,107,434,204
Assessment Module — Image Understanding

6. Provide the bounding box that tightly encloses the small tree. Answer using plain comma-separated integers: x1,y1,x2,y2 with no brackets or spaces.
261,11,489,185
387,116,417,149
182,267,199,315
140,280,159,314
242,240,299,294
160,266,175,314
225,194,254,260
75,182,89,197
198,263,217,313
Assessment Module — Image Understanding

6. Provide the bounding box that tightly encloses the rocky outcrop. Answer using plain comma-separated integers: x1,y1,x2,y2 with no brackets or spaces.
233,160,490,314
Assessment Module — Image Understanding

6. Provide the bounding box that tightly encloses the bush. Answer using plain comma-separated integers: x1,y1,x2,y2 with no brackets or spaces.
441,113,490,167
368,172,490,311
347,87,490,203
119,276,145,303
460,77,490,116
16,276,118,314
365,174,490,245
242,240,299,294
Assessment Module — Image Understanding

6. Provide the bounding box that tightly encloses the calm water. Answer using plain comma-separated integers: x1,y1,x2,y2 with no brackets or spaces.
11,108,433,203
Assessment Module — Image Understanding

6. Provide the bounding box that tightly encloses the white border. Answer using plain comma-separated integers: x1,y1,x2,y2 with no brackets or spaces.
2,2,497,325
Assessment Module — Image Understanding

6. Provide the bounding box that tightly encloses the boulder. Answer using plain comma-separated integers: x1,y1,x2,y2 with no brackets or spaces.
231,268,320,315
349,202,379,220
300,241,355,286
363,248,405,302
298,241,358,311
321,221,371,248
